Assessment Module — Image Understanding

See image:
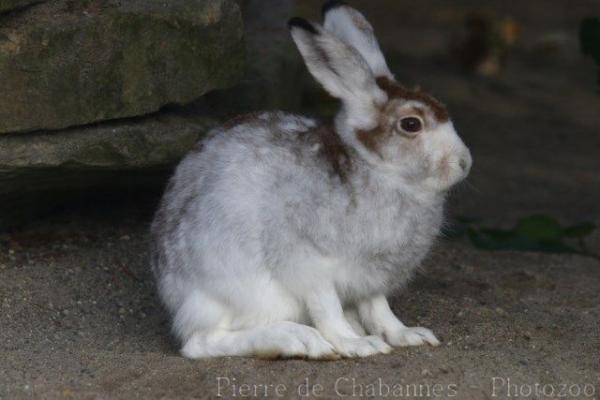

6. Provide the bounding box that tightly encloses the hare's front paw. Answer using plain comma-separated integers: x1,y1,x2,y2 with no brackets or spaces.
386,327,440,347
329,335,392,358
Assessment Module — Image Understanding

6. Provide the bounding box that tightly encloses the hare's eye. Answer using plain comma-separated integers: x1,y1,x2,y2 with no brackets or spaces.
398,116,423,135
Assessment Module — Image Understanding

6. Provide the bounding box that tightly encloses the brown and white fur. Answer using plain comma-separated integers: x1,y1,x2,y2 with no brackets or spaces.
150,1,472,359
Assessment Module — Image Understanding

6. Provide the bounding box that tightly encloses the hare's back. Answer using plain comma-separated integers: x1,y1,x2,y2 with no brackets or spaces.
187,111,320,183
154,112,322,234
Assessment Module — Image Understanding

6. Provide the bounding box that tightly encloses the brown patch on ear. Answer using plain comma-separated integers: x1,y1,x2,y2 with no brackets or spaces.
351,13,371,31
375,77,450,122
313,125,352,182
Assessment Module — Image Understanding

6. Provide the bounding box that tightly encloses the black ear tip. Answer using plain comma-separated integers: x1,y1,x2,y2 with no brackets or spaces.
322,0,347,17
288,17,318,35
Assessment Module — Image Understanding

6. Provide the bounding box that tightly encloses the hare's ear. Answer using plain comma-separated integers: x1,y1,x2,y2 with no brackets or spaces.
322,1,393,80
289,17,386,124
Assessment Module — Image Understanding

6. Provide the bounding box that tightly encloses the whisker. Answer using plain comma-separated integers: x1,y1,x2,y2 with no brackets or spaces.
462,179,482,194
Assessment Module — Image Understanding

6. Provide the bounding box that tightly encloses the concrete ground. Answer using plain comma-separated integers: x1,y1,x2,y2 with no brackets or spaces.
1,216,599,399
1,0,600,399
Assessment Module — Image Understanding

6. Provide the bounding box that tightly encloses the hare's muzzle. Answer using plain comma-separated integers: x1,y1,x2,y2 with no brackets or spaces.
425,122,472,192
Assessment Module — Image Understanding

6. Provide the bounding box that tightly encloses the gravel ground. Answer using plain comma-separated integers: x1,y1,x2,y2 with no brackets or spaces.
0,215,598,399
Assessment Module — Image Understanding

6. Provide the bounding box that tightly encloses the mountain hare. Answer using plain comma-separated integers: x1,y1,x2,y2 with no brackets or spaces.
151,1,471,359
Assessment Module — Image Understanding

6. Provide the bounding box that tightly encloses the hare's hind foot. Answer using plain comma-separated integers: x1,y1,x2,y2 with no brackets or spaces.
181,321,339,360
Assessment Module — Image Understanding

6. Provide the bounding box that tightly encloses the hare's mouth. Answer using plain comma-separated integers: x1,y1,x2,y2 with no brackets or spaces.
426,152,472,191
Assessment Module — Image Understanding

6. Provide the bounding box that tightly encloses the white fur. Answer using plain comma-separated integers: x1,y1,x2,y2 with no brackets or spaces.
150,6,471,359
323,4,394,79
290,22,387,131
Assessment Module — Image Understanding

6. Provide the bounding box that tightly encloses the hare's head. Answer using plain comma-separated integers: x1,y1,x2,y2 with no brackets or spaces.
289,2,471,192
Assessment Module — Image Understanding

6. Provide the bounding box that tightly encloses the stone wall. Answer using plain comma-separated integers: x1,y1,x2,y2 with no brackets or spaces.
0,0,245,228
0,0,244,133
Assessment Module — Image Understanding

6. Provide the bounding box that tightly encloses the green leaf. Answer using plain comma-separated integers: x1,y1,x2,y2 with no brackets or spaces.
513,215,563,242
466,215,580,254
563,222,596,238
462,214,597,257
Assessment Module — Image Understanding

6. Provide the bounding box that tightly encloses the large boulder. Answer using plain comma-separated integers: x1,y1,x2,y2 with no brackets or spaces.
0,113,216,173
0,0,244,133
0,112,218,228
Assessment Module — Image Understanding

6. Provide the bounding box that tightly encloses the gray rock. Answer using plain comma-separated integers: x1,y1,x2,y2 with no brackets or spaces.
0,0,244,133
0,112,217,228
0,112,216,188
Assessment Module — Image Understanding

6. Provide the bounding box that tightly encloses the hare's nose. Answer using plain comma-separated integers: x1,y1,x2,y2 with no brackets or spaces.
459,151,472,174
